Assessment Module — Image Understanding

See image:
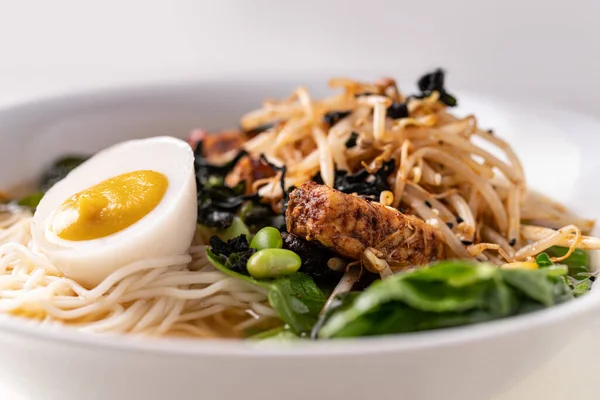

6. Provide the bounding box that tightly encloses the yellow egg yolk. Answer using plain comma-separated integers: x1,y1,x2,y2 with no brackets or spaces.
50,170,168,241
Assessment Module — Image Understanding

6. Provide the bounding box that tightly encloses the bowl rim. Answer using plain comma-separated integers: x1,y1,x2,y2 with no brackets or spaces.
0,80,599,358
0,289,597,357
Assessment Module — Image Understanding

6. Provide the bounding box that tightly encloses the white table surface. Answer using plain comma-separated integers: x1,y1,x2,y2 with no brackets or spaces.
0,1,599,398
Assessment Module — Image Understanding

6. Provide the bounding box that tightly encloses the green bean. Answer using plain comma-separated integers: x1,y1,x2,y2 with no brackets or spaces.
250,227,283,250
247,249,302,279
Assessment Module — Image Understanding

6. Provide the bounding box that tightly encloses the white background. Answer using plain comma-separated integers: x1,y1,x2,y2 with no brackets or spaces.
0,1,599,399
1,0,600,112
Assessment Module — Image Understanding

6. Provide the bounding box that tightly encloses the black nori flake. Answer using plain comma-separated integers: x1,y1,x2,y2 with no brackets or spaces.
446,222,453,229
354,91,375,98
282,233,343,286
456,216,464,224
259,154,292,215
590,276,597,282
415,69,457,107
509,238,517,247
194,140,257,229
313,159,396,200
323,110,351,127
345,131,359,148
241,202,286,232
244,122,277,137
424,200,432,208
41,155,88,192
209,234,256,274
461,240,473,246
386,102,409,119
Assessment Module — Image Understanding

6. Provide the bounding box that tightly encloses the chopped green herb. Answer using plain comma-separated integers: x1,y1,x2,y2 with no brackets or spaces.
544,246,589,277
535,253,553,268
17,192,44,210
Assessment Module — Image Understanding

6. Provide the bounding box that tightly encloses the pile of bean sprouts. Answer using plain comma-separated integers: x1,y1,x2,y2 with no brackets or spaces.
238,77,600,268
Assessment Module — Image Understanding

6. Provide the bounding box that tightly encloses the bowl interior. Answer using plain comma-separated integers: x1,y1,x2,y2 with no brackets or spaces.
0,77,598,354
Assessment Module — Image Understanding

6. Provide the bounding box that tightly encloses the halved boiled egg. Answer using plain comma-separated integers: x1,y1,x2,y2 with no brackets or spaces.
31,136,197,288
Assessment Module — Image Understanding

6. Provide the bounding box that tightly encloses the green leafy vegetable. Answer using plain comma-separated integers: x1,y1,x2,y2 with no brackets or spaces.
218,217,250,241
249,325,299,341
206,248,326,335
316,260,573,339
535,253,553,269
267,272,325,332
541,246,594,297
571,278,594,297
17,192,44,209
500,267,569,306
544,246,589,277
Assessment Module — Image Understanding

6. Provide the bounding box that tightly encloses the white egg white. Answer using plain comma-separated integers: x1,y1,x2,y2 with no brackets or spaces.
31,136,198,288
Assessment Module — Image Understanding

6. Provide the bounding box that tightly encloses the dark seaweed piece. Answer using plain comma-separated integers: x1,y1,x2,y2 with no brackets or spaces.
241,202,286,232
195,138,290,231
282,233,344,287
18,155,88,210
417,69,445,93
194,140,252,229
314,159,396,200
259,154,293,215
352,269,380,291
194,141,248,184
209,234,256,274
354,92,375,98
345,132,359,148
323,111,351,127
244,122,277,137
386,102,409,119
415,69,457,107
40,155,88,192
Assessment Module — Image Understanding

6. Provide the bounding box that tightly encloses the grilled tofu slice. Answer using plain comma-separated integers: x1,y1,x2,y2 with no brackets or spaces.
286,181,444,267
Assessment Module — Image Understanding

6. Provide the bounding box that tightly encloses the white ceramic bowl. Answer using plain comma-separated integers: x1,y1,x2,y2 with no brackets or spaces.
0,79,598,400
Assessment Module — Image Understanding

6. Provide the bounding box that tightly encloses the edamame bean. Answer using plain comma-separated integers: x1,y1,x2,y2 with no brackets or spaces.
250,227,283,250
247,249,301,279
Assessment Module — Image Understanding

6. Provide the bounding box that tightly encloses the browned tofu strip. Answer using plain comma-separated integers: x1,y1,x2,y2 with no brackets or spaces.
286,181,444,267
